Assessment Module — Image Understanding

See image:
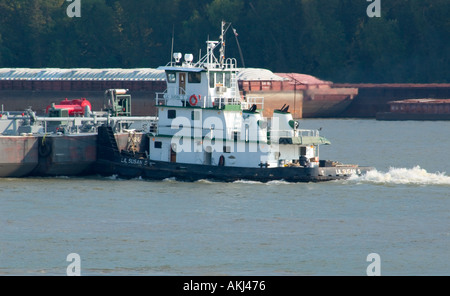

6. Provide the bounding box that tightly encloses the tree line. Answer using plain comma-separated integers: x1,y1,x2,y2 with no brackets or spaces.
0,0,448,83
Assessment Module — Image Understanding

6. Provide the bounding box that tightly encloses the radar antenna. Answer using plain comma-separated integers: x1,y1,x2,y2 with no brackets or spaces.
219,20,231,67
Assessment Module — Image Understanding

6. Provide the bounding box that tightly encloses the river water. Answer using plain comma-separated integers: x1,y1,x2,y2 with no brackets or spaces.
0,119,449,276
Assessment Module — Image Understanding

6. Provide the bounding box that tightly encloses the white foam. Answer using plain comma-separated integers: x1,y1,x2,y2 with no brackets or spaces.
232,179,263,185
233,179,291,185
348,166,450,186
162,177,177,182
266,180,292,185
195,179,215,184
105,174,119,180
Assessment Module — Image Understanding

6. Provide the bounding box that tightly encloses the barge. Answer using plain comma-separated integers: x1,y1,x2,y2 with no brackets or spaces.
0,89,156,177
376,98,450,121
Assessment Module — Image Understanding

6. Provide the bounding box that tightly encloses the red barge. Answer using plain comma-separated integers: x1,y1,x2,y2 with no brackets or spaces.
376,98,450,121
0,67,357,120
238,69,358,119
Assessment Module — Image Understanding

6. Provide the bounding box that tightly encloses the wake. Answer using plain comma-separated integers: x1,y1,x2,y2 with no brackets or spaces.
347,166,450,186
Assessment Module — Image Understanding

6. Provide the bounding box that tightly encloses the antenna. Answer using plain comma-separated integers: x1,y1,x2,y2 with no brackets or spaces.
232,25,245,68
170,24,175,66
220,21,225,67
219,21,231,67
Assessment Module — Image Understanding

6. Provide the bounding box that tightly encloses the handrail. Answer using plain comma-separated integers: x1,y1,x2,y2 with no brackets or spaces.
1,114,158,135
156,89,191,106
241,97,264,110
269,129,319,138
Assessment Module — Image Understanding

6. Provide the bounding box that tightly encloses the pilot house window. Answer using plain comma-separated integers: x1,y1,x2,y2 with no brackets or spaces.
188,72,201,83
225,72,231,87
209,72,215,88
209,72,231,88
167,72,176,83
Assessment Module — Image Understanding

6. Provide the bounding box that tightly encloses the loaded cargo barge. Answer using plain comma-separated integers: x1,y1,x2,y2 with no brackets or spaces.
238,70,358,119
335,83,450,118
0,68,357,119
3,72,450,119
376,98,450,121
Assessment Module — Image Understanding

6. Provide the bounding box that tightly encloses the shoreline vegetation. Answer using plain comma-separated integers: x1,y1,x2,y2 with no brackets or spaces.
0,0,448,83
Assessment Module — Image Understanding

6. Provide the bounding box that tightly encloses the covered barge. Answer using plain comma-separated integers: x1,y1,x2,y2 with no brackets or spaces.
0,67,358,119
376,98,450,121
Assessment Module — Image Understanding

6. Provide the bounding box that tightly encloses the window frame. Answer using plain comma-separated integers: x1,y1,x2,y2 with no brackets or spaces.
188,72,201,84
166,71,176,83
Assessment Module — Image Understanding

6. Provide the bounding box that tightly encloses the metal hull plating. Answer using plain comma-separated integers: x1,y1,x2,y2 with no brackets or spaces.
0,132,150,178
31,134,98,176
0,134,98,177
0,89,155,178
95,155,373,183
95,124,373,183
0,136,39,177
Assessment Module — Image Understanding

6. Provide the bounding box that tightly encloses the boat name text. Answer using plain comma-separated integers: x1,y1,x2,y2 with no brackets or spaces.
336,168,362,175
121,157,148,166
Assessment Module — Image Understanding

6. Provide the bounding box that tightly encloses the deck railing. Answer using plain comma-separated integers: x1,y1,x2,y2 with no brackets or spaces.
241,97,264,110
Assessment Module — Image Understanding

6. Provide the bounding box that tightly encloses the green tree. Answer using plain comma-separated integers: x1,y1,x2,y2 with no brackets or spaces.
0,0,448,82
296,0,347,80
355,18,406,82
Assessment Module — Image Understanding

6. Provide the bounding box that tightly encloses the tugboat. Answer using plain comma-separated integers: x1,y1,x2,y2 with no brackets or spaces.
95,22,373,182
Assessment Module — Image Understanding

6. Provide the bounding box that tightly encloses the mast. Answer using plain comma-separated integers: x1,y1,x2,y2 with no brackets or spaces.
170,24,175,66
219,21,232,67
219,21,225,67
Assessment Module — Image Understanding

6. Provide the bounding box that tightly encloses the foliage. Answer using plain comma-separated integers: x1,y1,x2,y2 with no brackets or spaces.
0,0,448,83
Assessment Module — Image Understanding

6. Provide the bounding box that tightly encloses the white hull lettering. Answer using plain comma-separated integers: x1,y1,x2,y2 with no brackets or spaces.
121,157,147,166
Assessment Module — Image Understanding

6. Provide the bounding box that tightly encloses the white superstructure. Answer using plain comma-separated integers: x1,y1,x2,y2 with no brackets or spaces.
149,22,330,169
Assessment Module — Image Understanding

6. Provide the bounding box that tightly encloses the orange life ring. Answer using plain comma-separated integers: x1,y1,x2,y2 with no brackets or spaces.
189,95,198,106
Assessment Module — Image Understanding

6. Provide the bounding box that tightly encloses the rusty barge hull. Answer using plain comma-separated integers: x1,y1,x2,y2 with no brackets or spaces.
239,71,358,119
1,68,358,119
0,134,98,178
376,98,450,121
0,136,38,177
0,132,142,178
336,84,450,118
2,69,450,119
376,113,450,121
31,134,97,176
243,89,356,119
